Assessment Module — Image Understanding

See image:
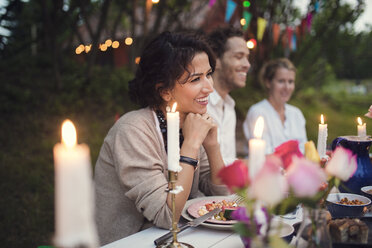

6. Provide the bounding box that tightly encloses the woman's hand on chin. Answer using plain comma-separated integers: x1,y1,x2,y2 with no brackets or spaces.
182,113,215,152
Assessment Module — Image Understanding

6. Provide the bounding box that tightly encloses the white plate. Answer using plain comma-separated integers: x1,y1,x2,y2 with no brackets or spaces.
182,195,295,237
182,195,236,230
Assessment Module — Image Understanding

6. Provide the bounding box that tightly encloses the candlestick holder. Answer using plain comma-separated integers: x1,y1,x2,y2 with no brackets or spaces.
157,171,193,248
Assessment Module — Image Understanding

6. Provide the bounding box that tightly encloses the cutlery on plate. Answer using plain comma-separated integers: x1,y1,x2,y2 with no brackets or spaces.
154,207,221,246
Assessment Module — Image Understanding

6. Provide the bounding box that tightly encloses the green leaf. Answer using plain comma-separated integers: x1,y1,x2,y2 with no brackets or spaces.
233,222,252,237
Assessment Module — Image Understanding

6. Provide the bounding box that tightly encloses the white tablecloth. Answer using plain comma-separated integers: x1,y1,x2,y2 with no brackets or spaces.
101,212,302,248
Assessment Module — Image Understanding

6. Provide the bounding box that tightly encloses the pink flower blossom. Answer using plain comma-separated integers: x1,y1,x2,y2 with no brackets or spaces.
365,105,372,118
250,156,288,206
218,160,250,192
325,147,357,181
286,157,327,197
274,140,304,169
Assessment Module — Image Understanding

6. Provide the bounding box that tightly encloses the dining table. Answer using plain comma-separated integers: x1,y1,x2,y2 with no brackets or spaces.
101,204,302,248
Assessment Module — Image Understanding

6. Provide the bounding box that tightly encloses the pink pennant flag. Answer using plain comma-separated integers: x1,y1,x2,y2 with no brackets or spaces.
306,13,313,32
286,27,293,49
225,0,237,23
209,0,216,7
272,23,280,46
257,17,267,41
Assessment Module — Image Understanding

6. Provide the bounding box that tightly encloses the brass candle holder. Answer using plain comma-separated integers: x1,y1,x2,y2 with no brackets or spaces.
158,171,193,248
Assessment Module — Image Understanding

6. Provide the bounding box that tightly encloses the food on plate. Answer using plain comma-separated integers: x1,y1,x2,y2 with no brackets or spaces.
367,189,372,194
337,197,365,205
197,200,238,221
328,218,368,243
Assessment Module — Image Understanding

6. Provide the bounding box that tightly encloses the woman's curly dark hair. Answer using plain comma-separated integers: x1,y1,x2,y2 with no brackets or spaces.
128,31,216,108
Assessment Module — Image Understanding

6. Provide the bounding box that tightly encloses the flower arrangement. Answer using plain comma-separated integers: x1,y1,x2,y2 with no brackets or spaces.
217,140,357,248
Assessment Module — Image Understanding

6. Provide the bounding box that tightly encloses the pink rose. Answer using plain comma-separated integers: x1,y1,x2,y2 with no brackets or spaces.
250,156,288,206
325,147,357,181
218,160,250,191
286,157,327,197
274,140,304,170
365,105,372,118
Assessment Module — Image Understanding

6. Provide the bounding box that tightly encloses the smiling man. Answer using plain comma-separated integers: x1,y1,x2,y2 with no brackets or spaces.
206,27,251,164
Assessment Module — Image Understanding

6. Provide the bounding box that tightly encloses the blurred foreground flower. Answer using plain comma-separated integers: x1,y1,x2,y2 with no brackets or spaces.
250,156,288,206
365,105,372,118
217,140,357,248
286,157,326,197
304,140,320,163
274,140,303,169
218,159,249,192
325,146,357,181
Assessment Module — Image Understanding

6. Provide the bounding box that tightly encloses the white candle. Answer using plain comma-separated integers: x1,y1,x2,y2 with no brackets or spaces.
53,120,98,248
317,114,328,159
249,116,266,179
357,117,367,137
167,103,181,172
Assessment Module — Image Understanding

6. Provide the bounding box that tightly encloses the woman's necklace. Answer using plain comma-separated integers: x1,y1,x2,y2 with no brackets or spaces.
155,110,184,153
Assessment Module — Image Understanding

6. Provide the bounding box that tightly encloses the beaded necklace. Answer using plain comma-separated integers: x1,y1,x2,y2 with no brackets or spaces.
155,110,184,153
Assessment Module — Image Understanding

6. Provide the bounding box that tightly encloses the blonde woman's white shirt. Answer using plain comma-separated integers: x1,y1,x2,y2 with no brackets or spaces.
243,99,307,155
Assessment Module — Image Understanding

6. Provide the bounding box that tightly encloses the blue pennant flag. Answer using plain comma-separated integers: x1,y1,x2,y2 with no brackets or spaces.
225,0,237,22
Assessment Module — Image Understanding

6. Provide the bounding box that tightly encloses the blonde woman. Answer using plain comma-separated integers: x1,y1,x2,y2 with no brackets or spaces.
243,58,307,155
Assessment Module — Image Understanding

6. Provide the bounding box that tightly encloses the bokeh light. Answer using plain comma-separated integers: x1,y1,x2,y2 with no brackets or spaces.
112,41,120,48
125,37,133,45
240,18,246,26
135,56,141,64
247,39,257,49
105,39,112,47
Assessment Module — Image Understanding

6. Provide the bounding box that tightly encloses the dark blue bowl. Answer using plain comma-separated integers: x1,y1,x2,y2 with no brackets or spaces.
361,186,372,200
326,193,371,218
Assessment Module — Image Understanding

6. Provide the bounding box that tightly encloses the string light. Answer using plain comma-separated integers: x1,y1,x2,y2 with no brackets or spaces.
105,39,112,47
135,56,141,64
246,38,257,49
240,18,246,26
112,41,120,48
75,47,83,54
85,44,91,53
243,1,251,7
100,44,107,51
125,37,133,45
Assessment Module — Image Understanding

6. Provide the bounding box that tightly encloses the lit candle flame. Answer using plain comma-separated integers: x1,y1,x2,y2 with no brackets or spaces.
62,120,77,148
357,117,363,125
253,116,264,139
320,114,324,124
171,102,177,112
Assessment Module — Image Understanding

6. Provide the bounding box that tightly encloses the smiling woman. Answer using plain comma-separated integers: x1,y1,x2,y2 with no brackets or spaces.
93,31,229,246
243,58,308,155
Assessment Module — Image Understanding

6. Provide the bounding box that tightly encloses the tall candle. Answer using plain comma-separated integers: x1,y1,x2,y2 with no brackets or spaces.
53,120,98,247
167,103,181,172
249,116,266,179
357,117,367,137
317,114,328,159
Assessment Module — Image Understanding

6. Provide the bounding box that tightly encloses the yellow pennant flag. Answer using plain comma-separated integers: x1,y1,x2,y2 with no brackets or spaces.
257,17,267,41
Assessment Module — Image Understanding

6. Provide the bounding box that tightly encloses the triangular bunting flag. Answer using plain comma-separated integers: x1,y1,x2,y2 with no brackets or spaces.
286,26,293,49
209,0,216,7
243,11,252,31
291,33,297,51
257,17,267,41
225,0,237,23
314,1,320,13
306,12,313,32
272,23,280,46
